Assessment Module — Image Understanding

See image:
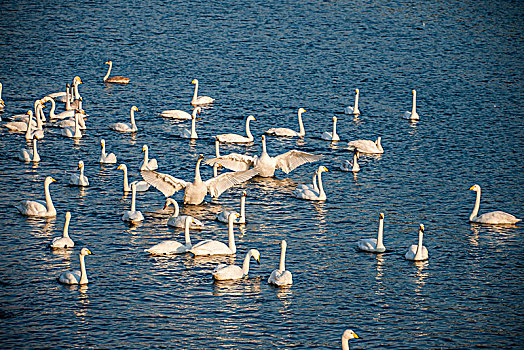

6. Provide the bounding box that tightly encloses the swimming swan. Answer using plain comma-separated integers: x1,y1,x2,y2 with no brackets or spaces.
16,176,57,217
404,89,420,120
60,110,83,139
321,116,340,141
139,144,158,171
164,198,204,229
296,169,318,192
69,160,90,187
160,105,200,120
0,82,5,109
212,248,260,281
268,240,293,286
216,115,256,143
340,149,360,172
357,213,385,253
117,164,150,192
58,248,93,285
468,184,521,224
190,212,239,256
122,183,144,222
25,110,45,141
145,216,194,255
56,84,76,118
141,154,258,205
341,329,360,350
99,139,117,164
191,79,214,106
110,106,139,132
217,191,247,224
265,108,306,137
55,111,86,130
347,136,384,154
50,212,75,249
103,60,130,84
294,166,328,201
19,138,40,162
344,88,361,115
180,108,200,139
405,224,429,261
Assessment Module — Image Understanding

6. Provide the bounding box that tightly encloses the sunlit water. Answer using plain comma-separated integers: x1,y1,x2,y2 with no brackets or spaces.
1,0,523,349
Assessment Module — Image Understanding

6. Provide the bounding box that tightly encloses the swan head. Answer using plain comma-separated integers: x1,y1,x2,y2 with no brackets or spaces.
78,161,84,169
247,115,256,122
318,165,329,173
105,60,112,65
228,212,240,221
355,88,359,94
379,213,384,220
332,116,337,122
191,79,198,84
117,164,127,171
131,106,139,112
250,249,261,264
342,329,360,340
163,198,178,211
73,76,83,84
353,149,360,158
142,145,148,152
419,223,425,232
469,184,480,192
65,211,72,220
80,248,93,256
242,191,247,197
412,89,417,95
45,176,57,185
26,110,32,117
100,139,106,148
281,239,287,249
198,154,204,160
298,107,306,114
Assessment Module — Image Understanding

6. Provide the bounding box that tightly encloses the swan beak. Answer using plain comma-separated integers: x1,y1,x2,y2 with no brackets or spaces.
142,145,146,152
468,185,475,191
191,79,197,84
50,177,57,182
353,333,360,339
87,249,93,255
199,154,204,159
242,191,247,197
117,165,122,170
255,257,260,264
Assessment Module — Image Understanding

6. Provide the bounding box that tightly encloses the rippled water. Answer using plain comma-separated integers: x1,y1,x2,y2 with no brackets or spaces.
1,0,523,349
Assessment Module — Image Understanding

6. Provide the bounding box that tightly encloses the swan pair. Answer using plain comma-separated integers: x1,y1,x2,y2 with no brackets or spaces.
217,191,247,224
103,60,130,84
122,183,144,223
190,212,239,256
347,136,383,154
145,216,194,255
69,161,90,187
140,145,158,171
16,176,56,217
164,198,204,229
58,248,93,285
469,184,521,224
340,149,360,172
191,79,214,106
212,249,260,281
6,110,44,140
180,107,201,139
268,240,293,286
117,164,150,192
110,106,139,132
19,138,40,162
99,139,117,164
344,88,361,115
321,116,340,141
265,108,306,137
216,115,256,143
294,166,329,201
50,212,75,249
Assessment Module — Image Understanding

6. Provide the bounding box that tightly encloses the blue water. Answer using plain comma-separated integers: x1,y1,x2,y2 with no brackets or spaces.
1,0,523,348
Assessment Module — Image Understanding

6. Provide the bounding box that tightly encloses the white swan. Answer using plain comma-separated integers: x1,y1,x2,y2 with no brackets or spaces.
56,84,77,118
268,240,293,286
347,136,383,154
216,115,256,143
60,110,83,139
405,224,429,261
103,60,130,84
404,89,420,120
341,329,360,350
265,108,306,137
99,139,117,164
71,76,83,101
190,212,239,256
50,212,75,249
468,184,521,224
145,216,194,255
296,169,318,192
25,109,45,141
294,166,328,201
212,249,260,281
191,79,214,106
15,176,57,217
141,154,258,205
117,164,150,192
69,160,90,187
321,116,340,141
160,105,200,120
122,183,144,223
208,137,254,174
58,248,93,285
164,198,204,229
5,112,33,132
340,149,360,172
180,108,199,139
217,191,247,224
357,213,386,253
56,111,86,130
41,96,58,119
19,138,40,162
206,135,322,178
344,88,361,115
139,144,158,171
0,82,5,109
110,106,139,132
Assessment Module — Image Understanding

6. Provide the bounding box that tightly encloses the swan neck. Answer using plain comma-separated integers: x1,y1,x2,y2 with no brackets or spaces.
240,195,246,219
80,164,85,178
332,119,337,137
173,200,180,217
354,91,359,110
74,113,81,137
63,215,71,238
242,251,252,276
73,82,80,100
312,172,318,192
228,217,236,253
36,104,44,128
192,81,199,102
131,186,137,212
130,109,136,128
376,218,385,250
79,253,88,284
194,158,202,182
65,86,71,110
122,166,130,191
317,170,325,197
470,189,481,221
342,337,350,350
262,136,267,154
412,92,417,114
245,118,253,139
213,164,218,178
215,140,220,157
104,62,112,81
32,139,40,161
298,111,305,136
191,116,197,138
44,180,55,214
184,219,192,247
49,98,56,117
279,243,286,271
143,147,149,163
415,229,424,260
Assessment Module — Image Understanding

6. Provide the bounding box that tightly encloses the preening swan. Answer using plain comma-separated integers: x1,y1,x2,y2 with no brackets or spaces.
344,88,361,115
405,224,429,261
265,108,306,137
58,248,93,285
216,115,256,143
60,110,83,139
294,166,328,201
341,329,360,350
468,184,521,224
103,60,130,84
15,176,57,217
268,240,293,286
50,212,75,249
164,198,204,229
117,164,150,192
206,135,322,178
212,249,260,281
321,116,340,141
141,154,258,205
180,107,200,139
357,213,386,253
191,79,214,106
340,149,360,172
190,212,239,256
99,139,117,164
145,216,194,255
110,106,139,132
139,144,158,171
160,105,200,120
122,183,144,223
347,136,384,154
217,191,247,224
19,138,40,162
69,160,90,187
404,89,420,120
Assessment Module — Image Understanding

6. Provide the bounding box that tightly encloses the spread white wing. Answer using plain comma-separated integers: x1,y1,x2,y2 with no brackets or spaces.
205,154,255,171
140,170,190,197
205,168,258,198
274,151,322,174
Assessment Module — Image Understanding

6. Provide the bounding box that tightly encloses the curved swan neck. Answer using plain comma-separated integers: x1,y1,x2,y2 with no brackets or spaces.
317,170,325,197
298,110,305,136
376,216,385,250
228,215,237,253
63,214,71,238
415,228,424,260
470,189,481,221
173,200,180,217
131,186,137,212
79,253,88,284
104,61,112,81
312,172,318,192
375,137,383,152
242,251,253,276
279,241,287,271
184,217,192,247
44,179,55,214
48,97,56,118
215,140,220,157
342,337,350,350
245,117,253,139
130,108,136,129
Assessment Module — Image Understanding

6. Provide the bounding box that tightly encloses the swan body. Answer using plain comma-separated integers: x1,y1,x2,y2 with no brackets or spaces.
212,249,260,281
103,60,130,84
139,144,158,171
296,171,318,192
341,329,360,350
268,240,293,286
50,212,75,248
110,106,139,132
145,216,194,255
294,166,328,201
347,136,384,154
216,115,256,143
58,248,93,285
61,111,83,139
117,164,150,192
217,191,247,224
404,89,420,120
344,88,361,115
191,79,214,106
357,213,386,253
321,116,340,141
469,184,521,224
25,109,45,141
164,198,204,229
141,154,258,205
180,108,200,139
160,106,199,120
69,160,90,187
15,176,57,217
122,183,144,222
265,108,306,137
5,110,36,131
340,150,360,172
56,112,86,130
190,212,239,256
19,138,40,162
405,224,429,261
99,139,117,164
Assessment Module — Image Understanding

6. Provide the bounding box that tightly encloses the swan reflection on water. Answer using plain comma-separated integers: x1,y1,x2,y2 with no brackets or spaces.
212,275,262,296
414,260,429,295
